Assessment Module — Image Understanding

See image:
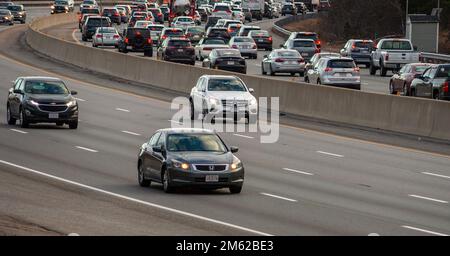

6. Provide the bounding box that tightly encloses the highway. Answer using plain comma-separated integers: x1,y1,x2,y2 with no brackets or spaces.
45,16,391,94
1,8,449,236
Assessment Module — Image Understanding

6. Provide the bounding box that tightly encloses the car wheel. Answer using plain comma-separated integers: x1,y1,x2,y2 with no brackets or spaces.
411,88,416,97
6,105,16,125
190,100,195,120
291,72,296,76
144,49,152,57
138,164,151,187
299,72,305,77
162,169,174,193
261,64,266,75
82,35,87,42
317,79,321,85
304,76,309,83
229,185,242,194
389,81,395,94
93,43,97,48
68,120,78,129
19,108,29,128
433,90,440,100
369,61,376,75
403,83,409,96
269,65,274,76
380,60,387,77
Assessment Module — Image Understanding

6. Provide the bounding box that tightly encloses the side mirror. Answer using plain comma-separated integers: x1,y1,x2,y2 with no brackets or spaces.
71,90,78,95
230,146,239,153
152,146,162,153
249,88,254,93
263,55,268,58
13,89,23,94
413,46,418,51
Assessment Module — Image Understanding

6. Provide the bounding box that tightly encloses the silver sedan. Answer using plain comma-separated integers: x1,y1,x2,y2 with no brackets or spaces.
228,36,257,59
261,49,306,76
92,27,120,48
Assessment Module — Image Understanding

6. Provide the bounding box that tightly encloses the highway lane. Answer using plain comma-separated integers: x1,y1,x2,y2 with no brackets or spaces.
1,24,450,235
48,16,391,95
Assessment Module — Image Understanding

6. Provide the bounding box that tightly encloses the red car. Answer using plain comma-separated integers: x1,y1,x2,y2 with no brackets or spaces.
389,63,434,95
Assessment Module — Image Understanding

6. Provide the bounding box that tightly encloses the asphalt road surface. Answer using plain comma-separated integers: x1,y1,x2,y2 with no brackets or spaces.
0,8,449,236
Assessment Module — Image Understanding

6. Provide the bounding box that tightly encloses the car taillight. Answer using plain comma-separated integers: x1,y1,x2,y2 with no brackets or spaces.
275,58,285,63
162,35,167,40
354,67,360,72
252,44,257,49
158,13,162,17
148,38,152,44
204,47,212,51
385,53,389,61
443,81,449,93
96,34,102,38
268,37,272,42
315,40,321,46
315,48,320,53
213,10,218,12
297,58,304,63
113,35,120,39
324,67,333,72
124,37,129,44
231,44,238,49
114,13,119,16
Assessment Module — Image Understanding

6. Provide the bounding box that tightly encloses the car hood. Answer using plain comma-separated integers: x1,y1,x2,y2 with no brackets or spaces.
27,94,73,103
171,152,233,164
207,91,253,101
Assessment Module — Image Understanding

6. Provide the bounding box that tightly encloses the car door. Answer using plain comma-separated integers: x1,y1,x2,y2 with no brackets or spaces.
422,67,438,98
141,132,160,178
150,132,166,181
416,68,433,97
310,59,324,83
192,77,205,111
394,65,407,89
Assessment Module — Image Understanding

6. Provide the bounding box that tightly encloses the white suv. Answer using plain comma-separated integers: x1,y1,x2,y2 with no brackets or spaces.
213,3,233,20
190,75,258,123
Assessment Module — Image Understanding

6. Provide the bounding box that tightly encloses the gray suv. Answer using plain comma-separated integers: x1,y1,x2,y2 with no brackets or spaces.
305,57,361,90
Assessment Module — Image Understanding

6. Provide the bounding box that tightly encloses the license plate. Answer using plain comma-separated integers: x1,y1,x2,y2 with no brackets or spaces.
178,49,184,52
258,39,264,42
288,61,297,64
205,175,219,182
301,53,308,56
227,61,234,65
49,113,59,119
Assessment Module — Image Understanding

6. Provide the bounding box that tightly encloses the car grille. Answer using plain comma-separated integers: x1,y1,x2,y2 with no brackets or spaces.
194,165,227,171
55,6,67,11
221,100,248,107
38,104,68,112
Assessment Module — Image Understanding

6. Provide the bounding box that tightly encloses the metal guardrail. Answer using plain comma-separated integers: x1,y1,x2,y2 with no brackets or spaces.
274,14,450,64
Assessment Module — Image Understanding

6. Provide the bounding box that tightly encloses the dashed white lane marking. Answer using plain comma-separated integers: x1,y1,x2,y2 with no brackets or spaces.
282,168,314,176
0,159,272,236
233,134,254,139
260,193,297,202
10,129,28,134
121,131,141,136
408,194,448,204
422,172,450,180
115,108,130,112
74,97,86,102
316,151,344,158
401,225,448,236
75,146,98,153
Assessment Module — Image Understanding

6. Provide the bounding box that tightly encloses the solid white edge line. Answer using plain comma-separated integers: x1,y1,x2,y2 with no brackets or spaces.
408,194,448,204
115,108,130,112
10,129,28,134
233,134,254,139
0,159,272,236
316,151,344,158
422,172,450,180
282,168,314,176
121,131,141,136
75,146,98,153
260,192,297,202
401,225,448,236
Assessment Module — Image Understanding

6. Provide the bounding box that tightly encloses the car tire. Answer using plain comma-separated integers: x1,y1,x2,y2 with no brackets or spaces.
144,49,153,57
261,64,266,75
269,65,275,76
369,61,377,75
291,72,296,76
69,120,78,129
138,164,151,187
380,60,387,77
299,72,305,77
162,169,174,193
93,43,97,48
19,108,29,128
411,88,416,97
403,83,409,96
317,79,321,85
190,100,195,120
433,90,440,100
229,185,242,194
82,35,87,42
6,105,16,125
389,81,395,94
304,76,310,83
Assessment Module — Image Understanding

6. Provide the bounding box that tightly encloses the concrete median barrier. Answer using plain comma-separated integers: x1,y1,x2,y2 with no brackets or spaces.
25,14,450,141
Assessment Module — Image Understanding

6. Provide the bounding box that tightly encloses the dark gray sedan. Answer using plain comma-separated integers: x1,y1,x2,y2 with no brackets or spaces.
137,128,244,194
0,9,14,26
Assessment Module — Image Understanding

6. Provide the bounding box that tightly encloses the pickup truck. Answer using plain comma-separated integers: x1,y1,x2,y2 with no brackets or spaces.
369,39,420,77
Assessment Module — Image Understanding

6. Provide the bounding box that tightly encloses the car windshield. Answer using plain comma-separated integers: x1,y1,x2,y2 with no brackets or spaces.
8,5,23,11
436,66,450,78
164,29,184,36
187,27,204,33
250,31,269,37
234,37,253,43
277,51,300,57
129,28,150,37
83,8,99,14
208,78,246,91
88,18,109,26
55,1,68,5
209,30,229,37
25,81,69,95
295,33,318,40
214,5,230,11
381,41,412,50
204,38,225,44
354,41,372,49
167,134,227,152
328,60,356,68
415,66,430,73
83,0,95,4
217,50,241,57
168,40,191,47
178,17,193,22
97,27,116,33
148,26,163,31
103,9,117,14
294,40,315,47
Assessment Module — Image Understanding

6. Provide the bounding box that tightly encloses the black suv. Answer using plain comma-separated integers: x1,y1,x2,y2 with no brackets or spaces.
118,28,153,57
7,4,26,24
157,38,195,65
6,77,79,129
82,16,111,41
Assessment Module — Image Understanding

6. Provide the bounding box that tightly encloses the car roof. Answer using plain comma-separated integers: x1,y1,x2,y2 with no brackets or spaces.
158,128,216,135
325,57,354,61
20,76,63,81
292,38,315,42
242,26,260,29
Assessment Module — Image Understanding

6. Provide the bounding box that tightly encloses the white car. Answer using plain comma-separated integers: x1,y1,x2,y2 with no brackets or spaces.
195,37,230,60
92,27,120,48
232,10,245,23
212,3,232,19
80,0,98,12
189,75,258,123
134,20,153,28
171,16,195,29
228,36,257,59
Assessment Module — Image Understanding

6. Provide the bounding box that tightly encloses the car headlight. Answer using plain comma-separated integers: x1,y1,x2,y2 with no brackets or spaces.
172,160,190,170
230,158,242,171
209,97,220,106
27,100,39,106
4,17,9,20
66,100,76,107
51,6,55,9
249,98,257,106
